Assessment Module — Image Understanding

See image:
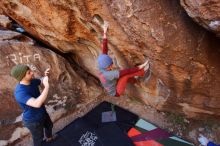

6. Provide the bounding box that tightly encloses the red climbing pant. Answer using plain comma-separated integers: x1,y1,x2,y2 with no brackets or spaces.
116,68,144,96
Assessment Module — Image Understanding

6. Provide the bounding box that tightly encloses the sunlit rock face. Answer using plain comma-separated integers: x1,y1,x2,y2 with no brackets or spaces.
181,0,220,37
0,30,101,144
0,15,11,28
0,0,220,118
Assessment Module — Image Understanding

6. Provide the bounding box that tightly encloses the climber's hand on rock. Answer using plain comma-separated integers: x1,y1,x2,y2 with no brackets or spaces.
103,21,109,34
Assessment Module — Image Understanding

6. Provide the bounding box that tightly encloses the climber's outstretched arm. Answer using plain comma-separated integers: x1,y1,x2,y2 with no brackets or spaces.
102,21,109,54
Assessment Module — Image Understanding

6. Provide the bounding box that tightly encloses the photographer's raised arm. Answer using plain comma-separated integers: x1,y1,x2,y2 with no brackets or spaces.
26,76,49,108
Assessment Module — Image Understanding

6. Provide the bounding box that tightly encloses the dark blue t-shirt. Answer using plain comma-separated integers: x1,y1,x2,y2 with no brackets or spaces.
14,79,46,122
208,142,220,146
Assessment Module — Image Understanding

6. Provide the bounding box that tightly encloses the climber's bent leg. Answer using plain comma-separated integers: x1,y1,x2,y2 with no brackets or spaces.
116,69,144,96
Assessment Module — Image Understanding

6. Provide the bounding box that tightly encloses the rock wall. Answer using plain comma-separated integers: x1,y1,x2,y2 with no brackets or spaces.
0,0,220,119
181,0,220,37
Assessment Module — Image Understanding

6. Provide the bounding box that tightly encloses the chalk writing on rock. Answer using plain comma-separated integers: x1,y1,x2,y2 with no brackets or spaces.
6,53,41,65
6,53,41,71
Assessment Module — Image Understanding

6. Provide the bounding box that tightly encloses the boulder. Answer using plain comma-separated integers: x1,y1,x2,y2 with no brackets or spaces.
181,0,220,36
0,0,220,118
0,15,11,28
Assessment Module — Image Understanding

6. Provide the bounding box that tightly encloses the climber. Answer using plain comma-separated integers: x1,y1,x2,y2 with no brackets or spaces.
97,21,150,97
11,65,56,146
198,134,220,146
